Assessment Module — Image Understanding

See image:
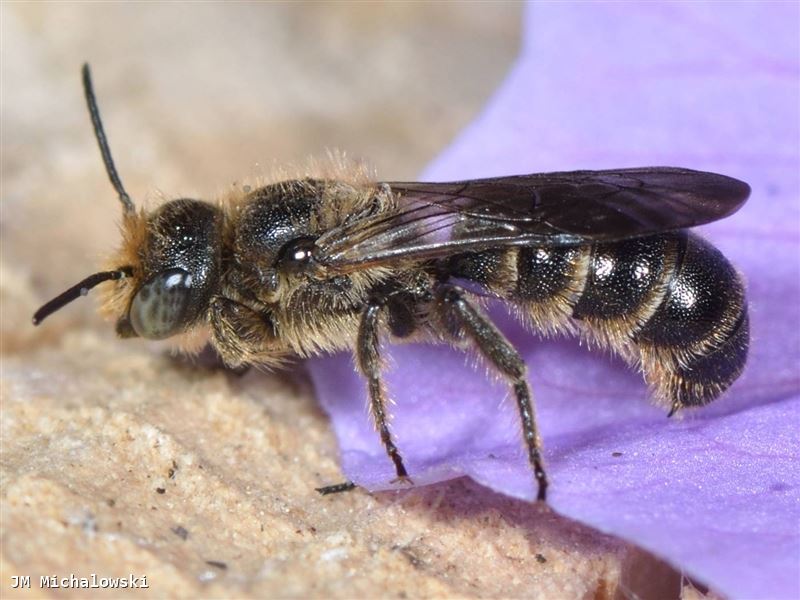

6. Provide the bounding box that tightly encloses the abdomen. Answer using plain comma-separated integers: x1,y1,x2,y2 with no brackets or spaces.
447,231,749,410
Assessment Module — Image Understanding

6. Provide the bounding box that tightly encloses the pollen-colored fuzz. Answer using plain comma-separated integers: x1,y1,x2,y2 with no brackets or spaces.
217,151,376,217
99,210,148,321
168,326,213,358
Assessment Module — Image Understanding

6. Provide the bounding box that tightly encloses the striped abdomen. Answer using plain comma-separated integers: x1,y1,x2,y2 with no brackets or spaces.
448,231,749,410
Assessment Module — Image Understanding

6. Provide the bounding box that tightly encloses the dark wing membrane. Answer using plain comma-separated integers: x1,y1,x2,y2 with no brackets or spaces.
313,167,749,271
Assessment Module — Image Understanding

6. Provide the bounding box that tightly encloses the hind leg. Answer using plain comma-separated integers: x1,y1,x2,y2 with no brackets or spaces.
436,285,548,501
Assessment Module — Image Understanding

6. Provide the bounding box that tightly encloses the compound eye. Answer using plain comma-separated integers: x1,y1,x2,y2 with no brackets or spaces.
129,269,193,339
278,236,316,275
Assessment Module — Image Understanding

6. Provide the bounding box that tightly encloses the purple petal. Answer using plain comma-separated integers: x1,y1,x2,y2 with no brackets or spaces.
309,4,800,599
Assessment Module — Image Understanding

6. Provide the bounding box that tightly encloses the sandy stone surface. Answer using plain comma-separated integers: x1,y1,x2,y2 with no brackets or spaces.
3,4,687,598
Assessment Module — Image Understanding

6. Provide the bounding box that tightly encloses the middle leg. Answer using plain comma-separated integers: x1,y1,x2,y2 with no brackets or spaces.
357,299,411,484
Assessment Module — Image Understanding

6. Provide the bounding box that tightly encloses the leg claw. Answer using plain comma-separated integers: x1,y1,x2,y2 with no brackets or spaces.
390,475,415,486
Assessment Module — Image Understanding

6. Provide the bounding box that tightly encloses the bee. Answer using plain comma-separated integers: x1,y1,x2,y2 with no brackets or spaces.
34,65,750,502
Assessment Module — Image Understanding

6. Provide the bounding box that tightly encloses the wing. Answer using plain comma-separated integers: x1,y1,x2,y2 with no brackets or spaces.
312,167,750,272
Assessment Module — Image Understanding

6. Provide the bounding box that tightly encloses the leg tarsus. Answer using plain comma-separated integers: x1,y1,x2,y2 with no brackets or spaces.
315,481,357,496
513,381,548,502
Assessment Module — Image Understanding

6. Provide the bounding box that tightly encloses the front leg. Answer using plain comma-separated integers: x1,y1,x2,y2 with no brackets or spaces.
436,285,548,502
357,299,411,484
209,296,282,368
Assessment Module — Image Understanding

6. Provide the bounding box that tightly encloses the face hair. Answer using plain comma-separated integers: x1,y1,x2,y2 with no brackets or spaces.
81,63,135,214
32,268,132,326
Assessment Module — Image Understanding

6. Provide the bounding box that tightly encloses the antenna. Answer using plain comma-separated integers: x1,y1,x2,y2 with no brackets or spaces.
32,268,132,325
32,66,137,326
81,63,135,213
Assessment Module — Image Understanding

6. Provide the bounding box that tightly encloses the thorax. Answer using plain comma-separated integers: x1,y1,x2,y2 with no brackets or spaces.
219,178,406,354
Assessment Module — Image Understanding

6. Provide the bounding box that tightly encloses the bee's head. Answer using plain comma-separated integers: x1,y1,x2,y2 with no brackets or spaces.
108,199,222,339
32,65,222,341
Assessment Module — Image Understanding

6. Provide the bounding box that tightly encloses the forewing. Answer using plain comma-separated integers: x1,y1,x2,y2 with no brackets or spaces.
313,167,750,271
